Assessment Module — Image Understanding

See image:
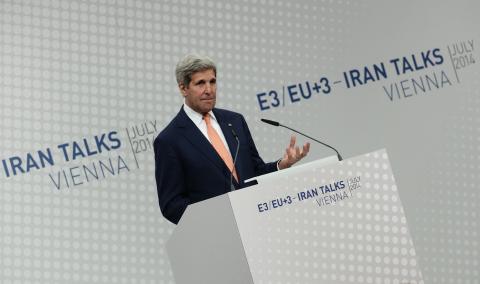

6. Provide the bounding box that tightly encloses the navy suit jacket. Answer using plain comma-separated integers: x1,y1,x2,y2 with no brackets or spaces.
154,107,278,224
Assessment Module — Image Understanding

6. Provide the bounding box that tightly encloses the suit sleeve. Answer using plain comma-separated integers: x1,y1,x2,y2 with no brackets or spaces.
154,137,189,225
240,115,279,176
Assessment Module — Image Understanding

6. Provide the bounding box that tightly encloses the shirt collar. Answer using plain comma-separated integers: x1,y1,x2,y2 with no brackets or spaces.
183,102,217,126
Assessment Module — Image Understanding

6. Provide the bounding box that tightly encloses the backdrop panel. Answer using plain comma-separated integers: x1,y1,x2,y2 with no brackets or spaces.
1,0,478,283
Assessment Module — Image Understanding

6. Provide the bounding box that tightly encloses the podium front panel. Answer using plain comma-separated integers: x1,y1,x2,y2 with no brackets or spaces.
229,149,423,284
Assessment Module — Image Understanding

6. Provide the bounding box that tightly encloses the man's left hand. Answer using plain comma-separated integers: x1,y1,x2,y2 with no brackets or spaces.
278,135,310,170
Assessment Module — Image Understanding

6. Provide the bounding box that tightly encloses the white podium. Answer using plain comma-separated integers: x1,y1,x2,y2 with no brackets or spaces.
166,149,423,284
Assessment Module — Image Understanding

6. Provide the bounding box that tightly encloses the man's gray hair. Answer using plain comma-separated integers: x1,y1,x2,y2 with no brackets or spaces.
175,54,217,86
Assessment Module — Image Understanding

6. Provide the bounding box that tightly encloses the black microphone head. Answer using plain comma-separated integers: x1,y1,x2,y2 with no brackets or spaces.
227,123,239,138
261,118,280,126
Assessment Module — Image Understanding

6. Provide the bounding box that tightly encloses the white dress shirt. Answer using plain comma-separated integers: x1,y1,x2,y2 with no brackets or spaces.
183,103,233,155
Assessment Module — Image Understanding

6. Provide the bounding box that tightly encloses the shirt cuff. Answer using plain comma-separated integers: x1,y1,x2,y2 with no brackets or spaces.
276,159,282,170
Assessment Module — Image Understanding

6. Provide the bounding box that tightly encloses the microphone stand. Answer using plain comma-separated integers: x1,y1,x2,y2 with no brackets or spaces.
228,123,240,190
261,119,343,161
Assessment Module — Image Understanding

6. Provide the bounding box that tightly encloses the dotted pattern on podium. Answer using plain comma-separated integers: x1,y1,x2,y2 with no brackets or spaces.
230,150,424,284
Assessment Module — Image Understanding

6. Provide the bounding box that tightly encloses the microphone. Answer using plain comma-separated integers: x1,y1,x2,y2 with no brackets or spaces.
260,118,343,161
260,118,280,126
228,123,240,190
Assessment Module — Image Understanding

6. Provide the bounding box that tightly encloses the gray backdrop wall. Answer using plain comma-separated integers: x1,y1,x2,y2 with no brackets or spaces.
1,0,478,283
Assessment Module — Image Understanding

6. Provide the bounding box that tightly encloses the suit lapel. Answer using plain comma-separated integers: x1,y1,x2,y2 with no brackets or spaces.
174,107,229,174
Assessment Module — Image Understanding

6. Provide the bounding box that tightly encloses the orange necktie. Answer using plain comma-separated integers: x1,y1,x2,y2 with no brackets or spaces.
203,114,238,182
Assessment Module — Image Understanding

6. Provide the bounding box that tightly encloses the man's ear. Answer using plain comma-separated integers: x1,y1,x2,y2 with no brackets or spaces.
178,83,187,97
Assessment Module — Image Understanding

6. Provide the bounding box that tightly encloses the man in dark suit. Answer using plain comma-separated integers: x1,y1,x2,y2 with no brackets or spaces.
154,54,310,224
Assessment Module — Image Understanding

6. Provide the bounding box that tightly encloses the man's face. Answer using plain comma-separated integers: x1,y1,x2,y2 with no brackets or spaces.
180,69,217,114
